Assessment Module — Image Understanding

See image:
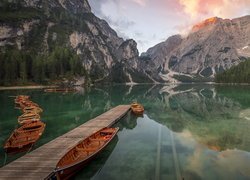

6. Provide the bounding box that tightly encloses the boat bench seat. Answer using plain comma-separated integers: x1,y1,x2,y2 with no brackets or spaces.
100,130,114,133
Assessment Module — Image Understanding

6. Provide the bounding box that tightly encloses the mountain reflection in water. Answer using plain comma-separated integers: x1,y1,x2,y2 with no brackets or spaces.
0,84,250,179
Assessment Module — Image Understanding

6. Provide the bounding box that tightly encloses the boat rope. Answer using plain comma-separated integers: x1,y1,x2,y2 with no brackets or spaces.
27,144,34,153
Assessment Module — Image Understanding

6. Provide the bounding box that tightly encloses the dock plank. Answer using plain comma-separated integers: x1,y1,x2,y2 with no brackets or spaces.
0,105,130,180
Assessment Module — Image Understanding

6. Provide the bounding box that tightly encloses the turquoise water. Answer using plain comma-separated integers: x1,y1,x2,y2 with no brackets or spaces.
0,84,250,179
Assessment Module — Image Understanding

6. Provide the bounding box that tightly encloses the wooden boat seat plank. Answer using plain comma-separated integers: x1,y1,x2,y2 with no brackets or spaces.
100,129,116,133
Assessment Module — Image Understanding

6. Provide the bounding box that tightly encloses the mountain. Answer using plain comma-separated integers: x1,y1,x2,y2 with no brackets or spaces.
143,16,250,82
0,0,152,85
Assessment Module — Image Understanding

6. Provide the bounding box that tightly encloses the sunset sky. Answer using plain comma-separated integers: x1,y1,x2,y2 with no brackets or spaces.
89,0,250,53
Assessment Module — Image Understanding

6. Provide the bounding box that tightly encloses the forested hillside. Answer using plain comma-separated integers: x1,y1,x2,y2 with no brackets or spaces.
0,0,152,86
0,1,90,85
215,59,250,83
0,48,86,85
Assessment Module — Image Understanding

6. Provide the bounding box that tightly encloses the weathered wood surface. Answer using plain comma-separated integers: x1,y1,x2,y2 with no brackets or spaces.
0,105,130,180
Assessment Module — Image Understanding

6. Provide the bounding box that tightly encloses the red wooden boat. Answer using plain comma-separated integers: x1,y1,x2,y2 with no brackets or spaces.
19,100,39,109
22,106,43,114
131,102,144,115
44,88,76,93
18,112,40,125
48,127,119,180
4,121,46,153
14,95,30,104
5,143,34,155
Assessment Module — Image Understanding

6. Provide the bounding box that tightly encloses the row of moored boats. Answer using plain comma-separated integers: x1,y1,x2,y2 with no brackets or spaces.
3,97,144,179
4,95,46,154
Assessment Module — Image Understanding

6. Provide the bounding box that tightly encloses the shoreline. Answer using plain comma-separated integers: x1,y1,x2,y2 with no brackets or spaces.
1,82,250,90
0,85,58,90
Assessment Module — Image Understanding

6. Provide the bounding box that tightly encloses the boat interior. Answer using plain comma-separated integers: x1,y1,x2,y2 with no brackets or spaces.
57,128,116,168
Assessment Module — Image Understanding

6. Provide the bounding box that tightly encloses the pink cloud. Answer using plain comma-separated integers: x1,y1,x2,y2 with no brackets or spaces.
130,0,147,6
177,0,250,20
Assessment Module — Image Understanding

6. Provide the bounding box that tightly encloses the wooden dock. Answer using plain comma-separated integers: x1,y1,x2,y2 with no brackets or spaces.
0,105,130,180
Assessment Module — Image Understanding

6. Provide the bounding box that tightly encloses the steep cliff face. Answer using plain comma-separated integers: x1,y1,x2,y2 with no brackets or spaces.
142,35,183,68
8,0,91,13
143,16,250,82
0,0,151,85
141,35,183,82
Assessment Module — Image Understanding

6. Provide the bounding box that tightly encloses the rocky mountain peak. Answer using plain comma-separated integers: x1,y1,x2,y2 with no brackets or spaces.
118,39,139,61
142,15,250,83
192,17,221,32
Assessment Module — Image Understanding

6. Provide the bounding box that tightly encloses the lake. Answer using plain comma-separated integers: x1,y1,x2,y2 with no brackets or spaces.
0,84,250,179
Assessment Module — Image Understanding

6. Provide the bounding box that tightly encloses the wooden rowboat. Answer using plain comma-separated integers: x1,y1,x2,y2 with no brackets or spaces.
14,95,30,104
131,102,144,115
131,102,139,108
16,121,46,133
44,88,76,93
19,100,39,109
22,106,43,114
4,121,46,153
49,127,119,180
5,143,34,155
18,112,40,125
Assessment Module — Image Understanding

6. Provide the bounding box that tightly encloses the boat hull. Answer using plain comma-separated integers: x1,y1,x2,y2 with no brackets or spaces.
131,102,144,115
5,143,34,155
54,153,99,180
48,127,119,180
4,121,46,151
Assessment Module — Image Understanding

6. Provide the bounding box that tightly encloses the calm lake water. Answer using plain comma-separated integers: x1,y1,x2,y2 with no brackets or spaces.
0,84,250,179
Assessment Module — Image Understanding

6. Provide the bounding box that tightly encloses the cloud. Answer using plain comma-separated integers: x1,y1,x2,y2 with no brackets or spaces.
130,0,147,6
89,0,136,36
137,39,150,52
87,0,250,53
134,32,143,37
177,0,250,20
88,0,103,15
174,23,194,37
100,14,135,29
116,30,130,40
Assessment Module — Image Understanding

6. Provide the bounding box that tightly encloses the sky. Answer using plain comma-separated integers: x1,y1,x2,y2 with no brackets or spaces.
89,0,250,53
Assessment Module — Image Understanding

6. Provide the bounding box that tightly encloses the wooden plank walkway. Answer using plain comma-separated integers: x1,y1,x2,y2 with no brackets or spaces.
0,105,130,180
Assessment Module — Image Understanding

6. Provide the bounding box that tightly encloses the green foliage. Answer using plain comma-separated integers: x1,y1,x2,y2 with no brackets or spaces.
200,67,213,77
0,0,97,86
127,69,152,83
0,6,44,23
109,63,153,83
173,74,213,82
24,22,47,50
0,47,86,85
110,63,129,83
215,59,250,83
0,1,94,86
